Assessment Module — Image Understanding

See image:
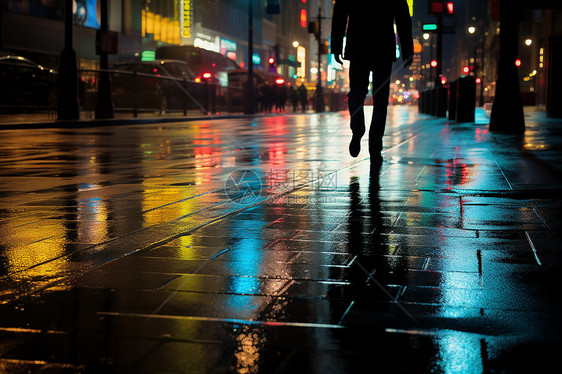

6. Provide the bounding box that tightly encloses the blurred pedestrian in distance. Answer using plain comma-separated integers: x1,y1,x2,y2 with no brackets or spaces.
298,83,308,112
275,84,287,112
289,85,299,112
259,82,274,113
331,0,413,165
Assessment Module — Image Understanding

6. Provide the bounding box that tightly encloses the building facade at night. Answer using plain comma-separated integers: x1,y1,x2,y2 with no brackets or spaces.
0,0,313,83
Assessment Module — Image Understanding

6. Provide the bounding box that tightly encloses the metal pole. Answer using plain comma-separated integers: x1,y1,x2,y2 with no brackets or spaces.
435,14,443,86
315,5,325,113
245,0,255,114
57,0,80,120
95,0,114,119
479,34,485,107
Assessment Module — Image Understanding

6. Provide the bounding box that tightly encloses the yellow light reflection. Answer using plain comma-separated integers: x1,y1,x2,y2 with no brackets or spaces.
234,326,265,374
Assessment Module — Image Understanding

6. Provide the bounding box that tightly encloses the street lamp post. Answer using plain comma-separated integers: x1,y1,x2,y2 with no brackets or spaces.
292,41,299,80
479,31,486,106
57,0,80,120
468,26,485,107
315,5,325,113
95,0,114,119
245,0,255,115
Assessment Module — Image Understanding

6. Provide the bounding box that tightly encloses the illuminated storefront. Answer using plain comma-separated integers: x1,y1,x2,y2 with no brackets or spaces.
296,45,306,78
142,0,180,44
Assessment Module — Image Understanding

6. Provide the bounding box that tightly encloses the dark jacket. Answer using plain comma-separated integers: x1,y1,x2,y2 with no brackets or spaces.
331,0,414,64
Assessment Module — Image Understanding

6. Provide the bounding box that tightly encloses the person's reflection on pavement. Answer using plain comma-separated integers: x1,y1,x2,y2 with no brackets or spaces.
345,166,384,304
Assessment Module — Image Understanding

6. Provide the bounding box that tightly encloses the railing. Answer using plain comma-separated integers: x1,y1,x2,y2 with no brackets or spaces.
79,68,240,116
1,67,347,117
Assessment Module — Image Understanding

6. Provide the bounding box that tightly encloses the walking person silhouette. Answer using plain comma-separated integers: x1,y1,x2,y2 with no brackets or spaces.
331,0,413,164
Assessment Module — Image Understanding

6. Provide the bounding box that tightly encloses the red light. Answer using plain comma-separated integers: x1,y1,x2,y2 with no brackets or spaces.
203,72,212,79
463,66,469,74
275,78,285,85
153,68,158,73
446,2,454,14
441,77,447,85
476,77,482,84
429,1,444,14
515,59,522,67
430,60,438,68
268,57,275,64
300,9,307,28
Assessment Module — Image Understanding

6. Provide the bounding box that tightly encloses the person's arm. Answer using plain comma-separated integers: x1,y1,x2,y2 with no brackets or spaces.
395,0,414,67
330,0,349,65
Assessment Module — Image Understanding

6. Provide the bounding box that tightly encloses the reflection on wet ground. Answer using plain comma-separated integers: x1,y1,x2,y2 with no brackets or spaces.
0,106,561,372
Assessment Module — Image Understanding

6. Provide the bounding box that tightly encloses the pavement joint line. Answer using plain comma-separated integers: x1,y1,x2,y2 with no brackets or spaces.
395,285,408,302
97,311,345,329
355,260,418,324
337,300,355,325
492,157,513,191
530,203,551,230
209,248,231,260
154,274,182,291
275,280,295,296
524,231,542,266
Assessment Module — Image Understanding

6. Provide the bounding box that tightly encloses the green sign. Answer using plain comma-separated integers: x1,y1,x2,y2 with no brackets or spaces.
141,51,155,61
422,24,438,31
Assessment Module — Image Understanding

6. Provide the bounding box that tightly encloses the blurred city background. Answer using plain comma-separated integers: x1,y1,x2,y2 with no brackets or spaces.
1,0,560,122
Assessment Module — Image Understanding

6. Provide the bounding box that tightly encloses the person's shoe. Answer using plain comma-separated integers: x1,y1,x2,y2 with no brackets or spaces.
349,133,363,157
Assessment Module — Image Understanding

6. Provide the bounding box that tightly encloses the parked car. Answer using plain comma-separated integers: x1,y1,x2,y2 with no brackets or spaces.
110,59,205,112
0,54,56,111
155,45,239,86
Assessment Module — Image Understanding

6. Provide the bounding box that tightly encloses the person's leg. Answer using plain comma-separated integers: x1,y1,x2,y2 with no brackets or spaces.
369,61,393,159
348,60,370,157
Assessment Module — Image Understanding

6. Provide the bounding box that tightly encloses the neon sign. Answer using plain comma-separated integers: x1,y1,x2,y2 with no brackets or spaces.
181,0,192,38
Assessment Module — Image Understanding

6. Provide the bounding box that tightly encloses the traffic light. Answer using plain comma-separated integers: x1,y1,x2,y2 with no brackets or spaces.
428,0,444,15
463,66,469,74
268,57,276,72
446,2,454,15
475,77,482,84
430,60,438,68
515,59,522,67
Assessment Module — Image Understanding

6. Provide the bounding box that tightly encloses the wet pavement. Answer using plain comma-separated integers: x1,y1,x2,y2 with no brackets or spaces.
0,106,561,373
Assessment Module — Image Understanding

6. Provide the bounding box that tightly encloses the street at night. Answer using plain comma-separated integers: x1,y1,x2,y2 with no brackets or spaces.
0,107,561,372
2,0,562,372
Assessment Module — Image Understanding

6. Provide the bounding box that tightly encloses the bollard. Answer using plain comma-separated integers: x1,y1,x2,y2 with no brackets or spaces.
423,90,430,114
448,80,457,121
435,86,448,117
204,80,209,114
429,88,437,116
456,76,476,123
